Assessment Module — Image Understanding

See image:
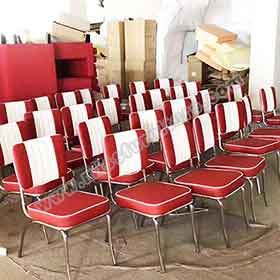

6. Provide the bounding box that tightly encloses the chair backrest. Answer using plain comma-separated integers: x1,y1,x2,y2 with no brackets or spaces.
187,95,201,118
154,78,174,97
129,81,149,95
0,121,31,168
103,84,122,100
78,88,95,105
199,90,212,114
228,84,246,101
163,98,192,126
260,86,277,113
0,100,35,124
193,112,218,154
215,101,245,136
13,135,67,189
161,122,196,171
146,89,167,110
241,96,253,127
170,85,188,100
130,109,165,145
96,98,121,126
55,91,83,109
104,129,149,178
25,109,64,138
182,81,201,97
33,95,57,111
61,104,95,138
78,116,112,161
129,93,151,112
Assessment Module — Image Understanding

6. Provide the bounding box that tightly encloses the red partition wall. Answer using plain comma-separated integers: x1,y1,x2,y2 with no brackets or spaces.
0,44,57,102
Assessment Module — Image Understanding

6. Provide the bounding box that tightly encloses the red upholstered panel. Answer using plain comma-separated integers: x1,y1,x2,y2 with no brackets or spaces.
260,86,277,113
129,93,152,112
103,84,123,100
0,44,57,102
129,81,149,95
227,85,246,101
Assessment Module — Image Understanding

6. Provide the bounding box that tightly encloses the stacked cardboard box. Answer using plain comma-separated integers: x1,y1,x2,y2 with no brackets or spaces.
187,55,202,82
106,21,125,90
125,19,157,89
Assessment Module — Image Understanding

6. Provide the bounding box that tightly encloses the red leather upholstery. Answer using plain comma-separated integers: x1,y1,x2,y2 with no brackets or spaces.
55,91,83,109
250,128,280,140
148,151,165,171
181,81,201,97
27,192,110,229
175,168,244,199
154,78,174,89
116,182,192,216
146,89,167,110
129,93,151,112
252,110,273,123
65,150,84,169
103,84,123,100
170,85,188,100
265,116,280,126
129,81,149,95
33,95,57,111
227,84,246,101
260,86,277,114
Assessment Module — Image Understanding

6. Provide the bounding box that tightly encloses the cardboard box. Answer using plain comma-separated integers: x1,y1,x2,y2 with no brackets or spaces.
107,21,125,61
52,22,85,42
187,55,202,82
196,51,224,72
196,24,237,44
107,59,125,90
125,19,157,60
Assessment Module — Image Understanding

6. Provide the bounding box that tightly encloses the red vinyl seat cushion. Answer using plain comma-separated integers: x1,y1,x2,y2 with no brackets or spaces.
71,144,82,152
205,154,266,177
148,151,165,171
27,192,110,229
175,168,244,199
115,182,192,216
249,128,280,141
266,116,280,126
252,110,273,123
65,150,84,169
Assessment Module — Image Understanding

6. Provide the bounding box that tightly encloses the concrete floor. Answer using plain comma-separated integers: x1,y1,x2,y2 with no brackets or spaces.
1,154,280,280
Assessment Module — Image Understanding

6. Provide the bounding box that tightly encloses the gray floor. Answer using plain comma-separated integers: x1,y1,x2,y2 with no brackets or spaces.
1,153,280,280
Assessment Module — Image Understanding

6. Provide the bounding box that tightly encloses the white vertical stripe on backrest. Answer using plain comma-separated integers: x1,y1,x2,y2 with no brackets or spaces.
198,114,215,151
223,102,240,132
173,86,185,99
62,91,77,107
69,105,89,136
24,137,59,186
114,130,142,176
134,94,146,111
134,81,146,94
265,87,276,112
5,101,26,123
107,85,119,98
243,97,252,124
169,124,191,165
232,84,243,101
35,96,51,111
33,111,56,137
200,90,212,113
80,89,92,104
159,79,171,97
186,82,198,96
138,110,159,144
102,99,118,126
86,118,106,157
188,96,200,117
170,100,188,124
0,123,22,165
149,89,164,109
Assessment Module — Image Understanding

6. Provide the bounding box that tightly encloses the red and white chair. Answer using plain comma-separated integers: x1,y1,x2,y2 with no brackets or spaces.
96,98,122,129
0,100,35,124
154,78,174,97
146,89,167,110
163,98,192,126
187,95,201,118
78,88,95,105
129,93,151,112
55,91,83,109
61,103,95,152
129,80,149,95
13,135,116,280
104,129,199,272
160,122,249,248
170,85,188,100
103,84,123,101
193,112,267,222
182,81,201,97
199,89,212,114
260,86,280,126
33,95,57,111
25,109,84,171
227,84,246,101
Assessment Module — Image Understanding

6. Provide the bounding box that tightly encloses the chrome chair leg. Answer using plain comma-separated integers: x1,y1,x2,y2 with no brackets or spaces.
18,221,36,258
42,226,49,244
152,218,166,273
277,151,280,177
99,183,104,196
261,170,268,207
106,215,117,265
240,187,250,227
248,179,257,223
61,231,71,280
131,213,139,230
255,175,261,195
189,204,200,253
217,200,231,248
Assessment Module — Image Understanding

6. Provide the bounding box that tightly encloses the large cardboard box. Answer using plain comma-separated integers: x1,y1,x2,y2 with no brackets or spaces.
106,59,125,91
107,21,125,61
187,55,202,82
125,19,157,60
196,51,224,72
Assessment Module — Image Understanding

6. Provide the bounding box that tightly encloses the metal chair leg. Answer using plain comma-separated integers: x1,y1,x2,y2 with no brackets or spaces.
41,226,49,244
131,213,139,230
60,231,71,280
240,187,250,227
248,179,257,223
189,204,200,253
217,200,231,248
152,218,166,273
261,170,268,207
18,221,36,258
255,175,261,195
276,151,280,177
99,183,104,196
106,215,117,265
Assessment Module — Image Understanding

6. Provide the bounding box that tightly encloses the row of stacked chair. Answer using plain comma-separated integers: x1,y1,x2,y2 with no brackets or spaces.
1,80,280,280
